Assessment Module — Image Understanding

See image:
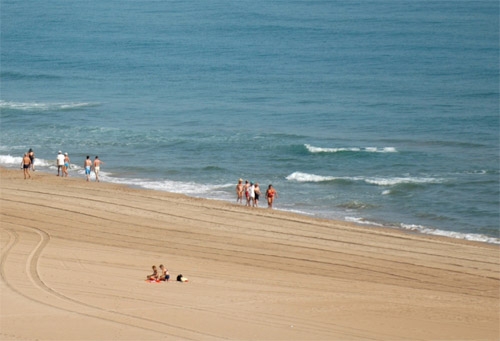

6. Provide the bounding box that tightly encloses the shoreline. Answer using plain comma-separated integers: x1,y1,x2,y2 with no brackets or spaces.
1,166,499,340
4,163,499,246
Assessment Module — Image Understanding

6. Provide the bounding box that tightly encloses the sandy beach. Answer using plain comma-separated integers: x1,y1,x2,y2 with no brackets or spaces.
0,167,498,340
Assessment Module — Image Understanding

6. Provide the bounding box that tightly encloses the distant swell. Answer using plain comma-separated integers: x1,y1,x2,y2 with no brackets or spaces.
305,144,397,154
0,71,63,80
0,100,100,111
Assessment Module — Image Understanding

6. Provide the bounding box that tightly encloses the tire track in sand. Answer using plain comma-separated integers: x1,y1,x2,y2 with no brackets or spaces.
0,223,222,340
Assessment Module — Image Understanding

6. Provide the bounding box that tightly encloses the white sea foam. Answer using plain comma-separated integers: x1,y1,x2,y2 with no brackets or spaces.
0,154,23,165
345,217,384,227
0,154,223,194
0,100,99,111
104,176,228,197
305,144,397,154
0,155,58,168
286,172,336,182
279,208,315,216
286,171,444,186
400,224,500,245
1,153,497,245
345,217,500,244
364,177,444,186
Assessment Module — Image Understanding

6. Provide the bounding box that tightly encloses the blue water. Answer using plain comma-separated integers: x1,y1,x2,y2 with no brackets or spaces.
1,1,499,243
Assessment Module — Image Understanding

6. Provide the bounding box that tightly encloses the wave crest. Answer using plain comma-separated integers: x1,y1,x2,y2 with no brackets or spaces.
286,172,336,182
0,100,99,111
305,144,397,153
286,171,444,185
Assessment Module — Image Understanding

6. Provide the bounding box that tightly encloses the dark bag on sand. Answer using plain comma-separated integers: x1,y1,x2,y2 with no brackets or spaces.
177,274,183,282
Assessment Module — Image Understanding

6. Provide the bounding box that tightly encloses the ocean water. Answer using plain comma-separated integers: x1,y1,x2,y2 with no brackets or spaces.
1,1,498,243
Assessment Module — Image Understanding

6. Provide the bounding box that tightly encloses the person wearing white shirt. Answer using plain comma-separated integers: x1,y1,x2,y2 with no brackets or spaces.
56,151,65,176
247,182,255,207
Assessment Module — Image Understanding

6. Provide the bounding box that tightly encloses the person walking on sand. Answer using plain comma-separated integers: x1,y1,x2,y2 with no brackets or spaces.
28,148,35,171
93,156,104,182
56,151,65,176
254,183,261,207
21,153,31,179
266,184,277,209
63,152,70,177
84,156,92,181
236,178,244,204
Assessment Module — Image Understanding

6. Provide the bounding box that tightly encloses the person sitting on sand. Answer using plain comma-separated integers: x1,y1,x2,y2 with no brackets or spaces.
147,265,158,281
159,264,170,282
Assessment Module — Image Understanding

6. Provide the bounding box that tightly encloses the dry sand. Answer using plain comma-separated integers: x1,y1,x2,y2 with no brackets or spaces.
1,167,498,340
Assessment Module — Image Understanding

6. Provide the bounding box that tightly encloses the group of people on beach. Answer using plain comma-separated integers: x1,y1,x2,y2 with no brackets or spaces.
20,148,104,182
83,155,104,182
21,152,277,211
56,151,103,181
147,264,170,282
146,265,189,283
236,179,278,208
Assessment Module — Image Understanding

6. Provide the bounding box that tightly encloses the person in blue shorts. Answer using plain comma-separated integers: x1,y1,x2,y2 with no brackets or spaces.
63,152,70,177
84,156,92,181
159,264,170,282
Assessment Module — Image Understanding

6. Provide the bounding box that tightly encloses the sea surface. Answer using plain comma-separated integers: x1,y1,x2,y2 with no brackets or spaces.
1,0,499,243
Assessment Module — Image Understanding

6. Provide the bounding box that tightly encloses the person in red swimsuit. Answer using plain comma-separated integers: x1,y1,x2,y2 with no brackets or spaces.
266,184,277,209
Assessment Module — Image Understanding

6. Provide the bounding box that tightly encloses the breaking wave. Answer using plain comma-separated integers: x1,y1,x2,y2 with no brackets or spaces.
286,172,444,186
0,100,99,111
305,144,397,154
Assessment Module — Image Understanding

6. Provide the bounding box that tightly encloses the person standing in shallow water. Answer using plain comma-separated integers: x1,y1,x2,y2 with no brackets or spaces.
63,152,70,177
93,156,104,182
253,183,261,207
56,151,65,176
244,180,250,206
84,156,92,181
21,153,31,179
236,178,244,204
247,182,255,207
266,184,277,209
28,148,35,171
